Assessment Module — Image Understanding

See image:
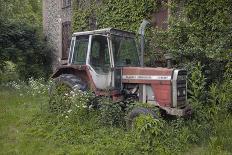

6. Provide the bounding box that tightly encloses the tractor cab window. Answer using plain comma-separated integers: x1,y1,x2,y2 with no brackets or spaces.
72,35,89,65
112,36,140,67
90,35,110,73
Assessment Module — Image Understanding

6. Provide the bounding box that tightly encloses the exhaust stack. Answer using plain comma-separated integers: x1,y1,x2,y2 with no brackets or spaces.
138,19,151,67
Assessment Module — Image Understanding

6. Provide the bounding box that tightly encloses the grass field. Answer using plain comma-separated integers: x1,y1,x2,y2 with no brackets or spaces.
0,85,232,155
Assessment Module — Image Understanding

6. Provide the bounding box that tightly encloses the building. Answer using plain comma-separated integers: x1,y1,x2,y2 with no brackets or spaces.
43,0,72,67
42,0,169,68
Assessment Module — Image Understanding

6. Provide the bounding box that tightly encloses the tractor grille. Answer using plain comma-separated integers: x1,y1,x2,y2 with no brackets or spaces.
177,70,187,106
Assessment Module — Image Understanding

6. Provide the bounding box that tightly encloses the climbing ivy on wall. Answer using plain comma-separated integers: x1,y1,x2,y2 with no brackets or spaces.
72,0,160,33
168,0,232,61
72,0,232,82
153,0,232,82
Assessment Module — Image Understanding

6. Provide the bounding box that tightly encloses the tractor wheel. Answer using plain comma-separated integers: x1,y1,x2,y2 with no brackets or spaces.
49,74,87,113
127,107,158,129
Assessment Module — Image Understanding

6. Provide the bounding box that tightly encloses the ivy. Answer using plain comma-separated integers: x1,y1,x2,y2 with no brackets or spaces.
72,0,159,33
72,0,232,83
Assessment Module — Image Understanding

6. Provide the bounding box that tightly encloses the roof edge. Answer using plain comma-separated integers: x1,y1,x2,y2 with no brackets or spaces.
73,28,135,37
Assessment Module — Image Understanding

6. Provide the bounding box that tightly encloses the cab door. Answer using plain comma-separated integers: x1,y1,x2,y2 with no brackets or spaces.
87,35,113,90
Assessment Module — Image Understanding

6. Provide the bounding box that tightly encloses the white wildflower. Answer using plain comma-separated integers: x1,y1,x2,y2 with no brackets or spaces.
82,105,87,108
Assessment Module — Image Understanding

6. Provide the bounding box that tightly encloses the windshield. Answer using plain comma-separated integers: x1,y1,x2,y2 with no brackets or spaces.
112,35,140,67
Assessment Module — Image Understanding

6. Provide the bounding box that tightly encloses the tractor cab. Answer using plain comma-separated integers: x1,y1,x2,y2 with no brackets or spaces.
68,28,140,90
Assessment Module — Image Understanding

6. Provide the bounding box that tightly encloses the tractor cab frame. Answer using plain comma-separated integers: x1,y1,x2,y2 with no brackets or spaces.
68,28,139,90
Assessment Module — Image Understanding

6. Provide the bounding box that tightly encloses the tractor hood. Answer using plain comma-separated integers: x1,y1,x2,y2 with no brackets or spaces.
122,67,174,84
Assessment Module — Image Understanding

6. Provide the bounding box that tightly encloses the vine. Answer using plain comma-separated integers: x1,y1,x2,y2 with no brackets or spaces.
72,0,160,33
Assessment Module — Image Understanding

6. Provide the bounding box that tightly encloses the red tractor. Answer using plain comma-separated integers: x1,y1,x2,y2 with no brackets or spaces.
51,26,191,118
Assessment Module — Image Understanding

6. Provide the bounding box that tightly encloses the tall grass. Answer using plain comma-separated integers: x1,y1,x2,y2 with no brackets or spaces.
0,75,231,154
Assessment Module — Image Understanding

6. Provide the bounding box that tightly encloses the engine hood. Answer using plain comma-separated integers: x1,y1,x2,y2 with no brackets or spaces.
122,67,174,84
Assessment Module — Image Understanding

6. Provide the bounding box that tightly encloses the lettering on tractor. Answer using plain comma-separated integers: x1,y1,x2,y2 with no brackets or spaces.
50,23,192,121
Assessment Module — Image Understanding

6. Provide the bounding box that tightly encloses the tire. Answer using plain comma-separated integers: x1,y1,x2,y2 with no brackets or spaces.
52,74,87,92
127,107,158,128
49,74,87,112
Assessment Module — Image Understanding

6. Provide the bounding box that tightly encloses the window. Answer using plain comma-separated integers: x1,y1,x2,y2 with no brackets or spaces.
72,36,89,65
62,21,71,59
90,35,110,73
112,36,140,67
152,0,169,30
62,0,71,8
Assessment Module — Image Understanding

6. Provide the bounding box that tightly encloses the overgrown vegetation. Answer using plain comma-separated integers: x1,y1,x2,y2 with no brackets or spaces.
0,0,231,154
1,78,232,154
72,0,160,32
0,0,52,82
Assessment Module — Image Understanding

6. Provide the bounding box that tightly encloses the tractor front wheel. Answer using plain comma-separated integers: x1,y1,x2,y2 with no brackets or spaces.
127,107,158,129
49,74,87,113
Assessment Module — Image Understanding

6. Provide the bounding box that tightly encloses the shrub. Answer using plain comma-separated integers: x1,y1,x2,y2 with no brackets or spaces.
134,115,164,152
0,18,52,82
98,97,125,127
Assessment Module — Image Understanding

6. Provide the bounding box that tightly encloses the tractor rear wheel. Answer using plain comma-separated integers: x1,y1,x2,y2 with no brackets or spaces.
127,107,158,129
49,74,87,113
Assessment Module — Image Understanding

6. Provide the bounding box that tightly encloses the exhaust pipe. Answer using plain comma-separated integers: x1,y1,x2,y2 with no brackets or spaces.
138,19,151,67
138,20,151,102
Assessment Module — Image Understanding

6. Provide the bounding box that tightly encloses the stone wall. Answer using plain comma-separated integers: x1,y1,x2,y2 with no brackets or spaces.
42,0,72,69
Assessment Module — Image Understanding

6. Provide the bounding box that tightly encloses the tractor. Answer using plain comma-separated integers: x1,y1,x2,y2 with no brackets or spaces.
50,24,191,121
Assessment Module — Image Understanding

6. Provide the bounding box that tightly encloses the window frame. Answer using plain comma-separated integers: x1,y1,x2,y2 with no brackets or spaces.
111,35,140,67
69,35,90,65
86,34,113,74
68,37,75,64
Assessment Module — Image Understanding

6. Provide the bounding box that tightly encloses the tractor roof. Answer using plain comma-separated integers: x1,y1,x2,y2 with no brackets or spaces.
73,28,136,38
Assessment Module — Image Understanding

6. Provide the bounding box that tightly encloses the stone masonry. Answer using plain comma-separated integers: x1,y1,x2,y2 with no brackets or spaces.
42,0,72,68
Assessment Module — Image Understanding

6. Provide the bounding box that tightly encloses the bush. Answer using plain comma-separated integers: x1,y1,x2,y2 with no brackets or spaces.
98,97,125,127
0,18,52,82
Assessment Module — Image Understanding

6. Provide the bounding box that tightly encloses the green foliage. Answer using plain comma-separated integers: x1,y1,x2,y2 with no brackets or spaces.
188,62,207,105
168,0,231,60
0,18,52,82
152,0,232,82
72,0,159,32
49,83,73,113
134,115,164,152
0,0,42,26
0,61,19,83
0,0,49,82
1,80,232,154
98,97,125,126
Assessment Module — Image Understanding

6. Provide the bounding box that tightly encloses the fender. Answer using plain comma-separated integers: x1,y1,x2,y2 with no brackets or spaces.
51,65,121,97
51,65,96,90
51,65,86,78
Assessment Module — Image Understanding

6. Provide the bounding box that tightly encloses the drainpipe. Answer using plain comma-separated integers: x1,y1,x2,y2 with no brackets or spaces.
138,19,151,67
